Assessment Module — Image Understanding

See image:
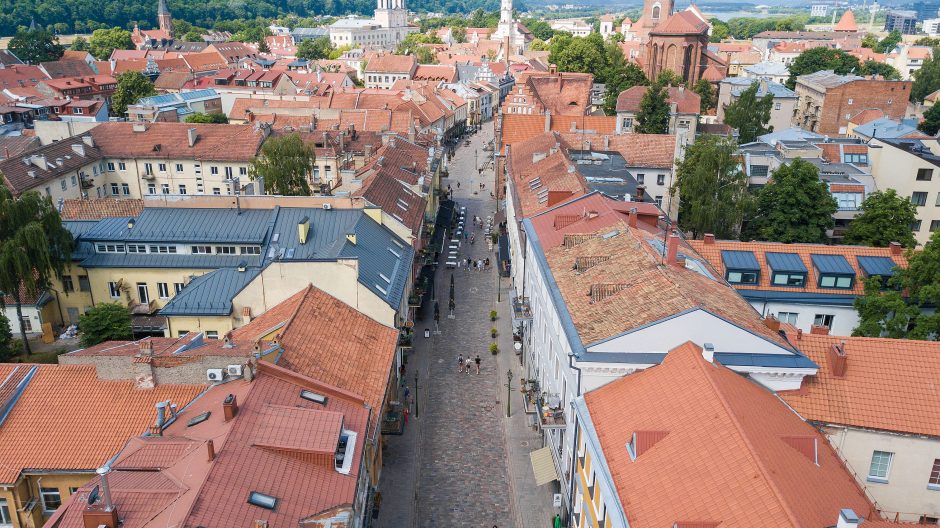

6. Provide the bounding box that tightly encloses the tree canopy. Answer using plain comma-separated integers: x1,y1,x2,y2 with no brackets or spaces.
744,159,837,243
7,29,64,64
396,32,443,55
296,36,334,60
78,303,132,347
110,71,157,117
919,103,940,135
786,47,861,89
0,311,14,362
911,49,940,103
853,229,940,339
185,112,228,124
635,81,670,134
842,189,918,248
88,26,133,60
859,60,901,80
672,135,753,239
0,188,73,354
722,80,774,143
693,79,715,113
250,133,315,195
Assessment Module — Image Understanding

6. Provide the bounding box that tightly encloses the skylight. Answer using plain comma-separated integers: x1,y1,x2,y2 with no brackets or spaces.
247,491,278,510
187,411,211,427
300,389,328,405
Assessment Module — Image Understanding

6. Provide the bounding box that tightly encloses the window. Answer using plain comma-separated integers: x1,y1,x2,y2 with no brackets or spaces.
240,246,261,255
726,271,759,284
912,192,928,206
144,162,153,175
774,102,781,110
126,244,147,253
118,161,126,171
654,195,663,206
750,165,769,178
225,166,233,178
240,167,248,176
918,168,934,181
110,183,119,195
158,282,169,299
146,183,156,194
847,98,854,105
300,389,328,404
191,246,212,254
928,459,940,490
844,153,868,165
20,317,32,332
137,282,149,304
175,163,183,172
212,187,221,195
71,175,77,187
178,184,187,195
210,166,219,175
656,174,665,186
772,272,806,287
932,220,940,232
819,274,853,288
216,246,236,254
868,450,893,482
777,312,798,325
40,487,62,512
121,183,130,195
913,219,923,232
205,330,219,339
62,275,74,292
247,491,278,510
174,282,184,294
107,162,115,171
161,184,170,194
813,313,834,328
1,498,11,526
79,276,90,292
158,163,167,172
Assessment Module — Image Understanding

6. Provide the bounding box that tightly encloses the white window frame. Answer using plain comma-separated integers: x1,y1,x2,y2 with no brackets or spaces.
0,497,11,526
157,282,170,299
868,450,893,483
40,487,62,513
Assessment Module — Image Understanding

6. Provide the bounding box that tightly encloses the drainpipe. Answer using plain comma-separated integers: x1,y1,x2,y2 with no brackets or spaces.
566,352,583,522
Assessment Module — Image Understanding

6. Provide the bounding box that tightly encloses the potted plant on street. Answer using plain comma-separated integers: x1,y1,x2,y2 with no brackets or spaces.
490,310,498,321
490,342,499,355
491,327,498,338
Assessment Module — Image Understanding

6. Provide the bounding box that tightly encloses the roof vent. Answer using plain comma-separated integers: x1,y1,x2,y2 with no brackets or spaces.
346,232,357,245
27,170,36,178
589,283,628,303
836,509,861,528
187,127,198,147
829,342,847,377
702,343,715,363
782,435,819,465
297,216,310,245
626,430,669,460
132,122,148,133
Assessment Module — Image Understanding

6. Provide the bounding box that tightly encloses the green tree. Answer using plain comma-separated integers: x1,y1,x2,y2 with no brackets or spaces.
296,37,334,60
250,133,315,196
530,38,549,51
396,32,442,55
655,69,684,87
875,30,902,53
744,159,837,243
452,26,466,43
912,49,940,102
861,33,878,49
8,29,64,64
853,230,940,339
916,37,940,47
88,27,132,60
521,18,554,40
185,112,228,124
257,38,270,53
635,81,670,134
672,135,753,239
0,188,73,355
786,47,861,89
78,302,132,347
415,46,436,64
70,36,89,52
0,311,14,362
860,60,901,80
709,18,730,42
920,103,940,135
604,61,648,115
693,78,715,113
723,81,774,143
549,33,607,76
183,30,205,42
110,71,156,117
842,189,918,248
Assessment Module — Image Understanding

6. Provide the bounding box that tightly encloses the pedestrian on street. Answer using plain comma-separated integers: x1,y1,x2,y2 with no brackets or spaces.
474,355,481,374
457,354,464,373
456,181,461,189
465,357,473,374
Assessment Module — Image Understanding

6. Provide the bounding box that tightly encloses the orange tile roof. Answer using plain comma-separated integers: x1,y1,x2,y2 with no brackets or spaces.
650,11,710,35
834,10,858,31
276,284,399,436
849,108,885,125
616,86,701,114
230,286,309,342
780,329,940,436
500,114,546,149
354,166,427,236
365,53,417,74
526,191,662,248
89,122,265,162
557,132,676,168
549,115,617,135
584,341,878,527
686,239,907,297
0,363,205,484
413,64,457,82
60,198,144,220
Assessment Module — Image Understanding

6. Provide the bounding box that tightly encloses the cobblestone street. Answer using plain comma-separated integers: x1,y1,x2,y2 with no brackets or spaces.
375,126,555,528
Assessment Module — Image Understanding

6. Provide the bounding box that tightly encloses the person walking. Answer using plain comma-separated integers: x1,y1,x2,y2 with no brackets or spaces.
457,354,464,373
474,354,481,374
465,357,473,374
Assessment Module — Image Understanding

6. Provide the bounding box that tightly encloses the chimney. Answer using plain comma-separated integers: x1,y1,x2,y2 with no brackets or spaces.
889,241,902,255
549,63,557,75
703,233,715,244
132,122,148,132
829,342,848,377
365,144,373,158
666,232,679,265
836,509,861,528
763,315,781,332
810,324,830,335
628,207,638,228
187,127,198,147
82,466,119,528
82,135,95,148
154,401,168,433
759,78,768,95
797,328,803,340
138,339,154,356
223,393,238,421
603,135,609,149
207,439,216,461
544,111,551,132
70,142,85,158
702,342,715,363
241,306,252,323
635,185,646,201
297,216,310,244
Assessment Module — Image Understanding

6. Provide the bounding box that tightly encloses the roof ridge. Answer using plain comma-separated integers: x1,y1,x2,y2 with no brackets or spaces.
697,351,804,526
277,284,315,340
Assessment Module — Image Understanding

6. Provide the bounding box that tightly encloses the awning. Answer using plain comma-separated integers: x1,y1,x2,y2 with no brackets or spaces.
530,446,559,486
131,314,167,331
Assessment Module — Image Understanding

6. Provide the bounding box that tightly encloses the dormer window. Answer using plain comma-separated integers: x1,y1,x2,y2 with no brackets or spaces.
335,430,357,474
721,250,760,285
766,252,807,287
811,254,855,289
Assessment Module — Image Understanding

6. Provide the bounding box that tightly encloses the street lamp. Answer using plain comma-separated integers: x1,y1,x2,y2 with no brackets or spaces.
224,176,241,215
506,369,513,417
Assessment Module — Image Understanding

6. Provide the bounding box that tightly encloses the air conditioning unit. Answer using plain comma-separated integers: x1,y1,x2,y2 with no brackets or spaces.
206,368,224,382
322,203,333,210
226,364,243,376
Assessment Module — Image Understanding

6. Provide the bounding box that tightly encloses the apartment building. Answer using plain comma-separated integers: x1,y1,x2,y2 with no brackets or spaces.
126,88,223,122
501,69,594,117
793,70,912,135
717,77,798,134
364,53,417,89
0,136,102,201
615,85,700,136
869,137,940,245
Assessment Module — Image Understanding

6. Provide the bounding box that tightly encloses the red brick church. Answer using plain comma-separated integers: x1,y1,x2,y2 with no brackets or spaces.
634,0,727,84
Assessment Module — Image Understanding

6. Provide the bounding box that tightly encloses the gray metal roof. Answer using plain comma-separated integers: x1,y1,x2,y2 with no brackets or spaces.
339,214,412,306
159,267,262,316
80,253,262,269
63,220,99,261
857,255,898,277
854,118,920,139
722,77,797,98
811,254,855,275
765,252,807,273
83,208,275,244
721,250,760,271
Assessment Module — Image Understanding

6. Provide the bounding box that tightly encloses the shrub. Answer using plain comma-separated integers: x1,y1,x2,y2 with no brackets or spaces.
490,342,499,355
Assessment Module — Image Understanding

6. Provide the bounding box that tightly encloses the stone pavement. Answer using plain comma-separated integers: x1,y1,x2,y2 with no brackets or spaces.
375,126,555,528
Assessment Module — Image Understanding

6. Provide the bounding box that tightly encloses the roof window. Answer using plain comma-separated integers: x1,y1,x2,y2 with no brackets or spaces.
766,252,807,287
721,250,760,285
811,254,855,289
187,411,211,427
247,491,277,510
300,389,328,405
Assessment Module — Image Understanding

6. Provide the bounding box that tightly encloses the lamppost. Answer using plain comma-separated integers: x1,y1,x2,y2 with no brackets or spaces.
506,369,512,417
414,370,419,418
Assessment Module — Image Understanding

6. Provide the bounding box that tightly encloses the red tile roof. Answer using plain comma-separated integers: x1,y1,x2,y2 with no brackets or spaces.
0,363,205,484
686,238,907,296
584,341,878,527
40,59,96,79
650,11,710,35
835,10,859,31
616,86,701,114
60,198,144,220
526,192,662,248
354,166,427,237
365,53,417,74
557,132,676,168
88,122,265,162
780,329,940,436
848,108,885,125
413,64,457,82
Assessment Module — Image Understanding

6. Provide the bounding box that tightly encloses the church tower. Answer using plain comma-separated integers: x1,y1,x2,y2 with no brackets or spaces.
157,0,173,37
375,0,407,29
640,0,674,32
495,0,515,46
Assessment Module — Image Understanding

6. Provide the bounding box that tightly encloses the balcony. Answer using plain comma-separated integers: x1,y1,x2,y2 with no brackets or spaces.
511,293,532,321
538,393,567,429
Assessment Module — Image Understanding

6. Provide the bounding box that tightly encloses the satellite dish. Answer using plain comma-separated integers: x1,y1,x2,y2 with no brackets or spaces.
87,485,100,505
